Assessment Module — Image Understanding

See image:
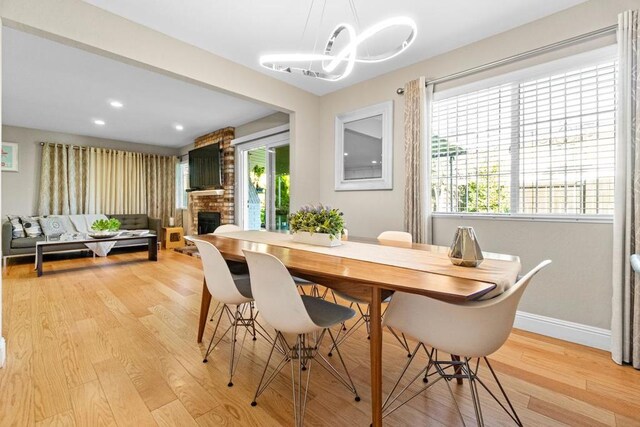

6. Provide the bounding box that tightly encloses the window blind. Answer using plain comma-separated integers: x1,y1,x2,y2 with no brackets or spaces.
431,58,616,216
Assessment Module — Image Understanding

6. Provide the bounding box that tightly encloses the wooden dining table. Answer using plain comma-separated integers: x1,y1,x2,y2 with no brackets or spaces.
190,232,520,426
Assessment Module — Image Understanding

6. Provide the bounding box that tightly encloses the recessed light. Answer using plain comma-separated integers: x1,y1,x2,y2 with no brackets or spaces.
371,160,377,164
175,124,184,131
94,119,106,126
110,100,123,108
344,152,349,156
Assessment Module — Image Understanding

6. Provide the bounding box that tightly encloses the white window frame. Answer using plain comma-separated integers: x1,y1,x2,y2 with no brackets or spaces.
176,159,189,210
430,46,617,223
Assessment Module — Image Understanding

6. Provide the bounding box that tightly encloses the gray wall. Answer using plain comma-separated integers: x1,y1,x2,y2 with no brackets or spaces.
432,217,613,329
1,125,180,217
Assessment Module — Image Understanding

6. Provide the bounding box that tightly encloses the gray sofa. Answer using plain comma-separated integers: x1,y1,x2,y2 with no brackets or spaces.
2,214,161,266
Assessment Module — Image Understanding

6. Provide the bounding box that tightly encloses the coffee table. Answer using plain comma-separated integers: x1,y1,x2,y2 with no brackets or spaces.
35,234,158,277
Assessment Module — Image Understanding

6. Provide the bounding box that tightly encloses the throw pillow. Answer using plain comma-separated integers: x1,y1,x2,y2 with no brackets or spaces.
39,216,67,237
7,215,25,238
20,216,43,238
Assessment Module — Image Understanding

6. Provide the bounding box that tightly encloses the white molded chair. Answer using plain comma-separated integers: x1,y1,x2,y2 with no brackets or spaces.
382,260,551,426
243,250,360,426
213,224,242,234
213,223,317,290
377,230,413,242
329,230,413,357
193,239,269,388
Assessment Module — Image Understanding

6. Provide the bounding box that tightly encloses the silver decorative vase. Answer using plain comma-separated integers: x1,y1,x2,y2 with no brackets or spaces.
448,226,484,267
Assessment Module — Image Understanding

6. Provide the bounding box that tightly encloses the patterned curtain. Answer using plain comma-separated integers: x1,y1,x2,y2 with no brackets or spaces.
38,144,176,226
403,77,432,243
38,143,88,215
612,9,640,369
145,154,177,227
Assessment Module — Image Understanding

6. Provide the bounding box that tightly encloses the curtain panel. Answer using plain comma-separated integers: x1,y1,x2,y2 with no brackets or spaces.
612,9,640,369
38,143,88,215
87,148,147,215
145,154,176,227
403,77,432,243
38,144,177,227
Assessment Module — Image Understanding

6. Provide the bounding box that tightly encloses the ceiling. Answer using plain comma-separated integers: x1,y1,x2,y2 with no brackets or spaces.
2,27,276,148
81,0,587,95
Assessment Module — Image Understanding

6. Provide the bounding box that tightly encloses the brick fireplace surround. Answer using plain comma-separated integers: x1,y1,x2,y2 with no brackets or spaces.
188,127,235,235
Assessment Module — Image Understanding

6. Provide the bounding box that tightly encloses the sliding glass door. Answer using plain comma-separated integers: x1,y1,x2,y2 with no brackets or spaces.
237,132,290,231
271,145,290,230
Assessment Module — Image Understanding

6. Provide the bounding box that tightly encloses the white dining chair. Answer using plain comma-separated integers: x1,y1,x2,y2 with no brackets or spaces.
212,223,318,290
212,224,242,234
377,230,413,242
381,260,551,426
243,250,360,427
328,230,413,357
193,238,270,388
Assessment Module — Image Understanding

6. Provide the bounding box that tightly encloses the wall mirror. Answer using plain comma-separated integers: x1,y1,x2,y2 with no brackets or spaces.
335,101,393,191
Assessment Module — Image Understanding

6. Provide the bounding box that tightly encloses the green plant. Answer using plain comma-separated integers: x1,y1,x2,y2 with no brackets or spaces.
251,165,265,190
289,204,345,240
456,165,510,213
91,218,121,232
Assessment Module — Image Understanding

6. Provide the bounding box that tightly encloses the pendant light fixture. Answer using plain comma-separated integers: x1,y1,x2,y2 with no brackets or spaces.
259,0,417,82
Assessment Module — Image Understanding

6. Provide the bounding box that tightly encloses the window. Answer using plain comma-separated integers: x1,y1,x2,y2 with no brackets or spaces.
176,160,189,209
431,55,616,217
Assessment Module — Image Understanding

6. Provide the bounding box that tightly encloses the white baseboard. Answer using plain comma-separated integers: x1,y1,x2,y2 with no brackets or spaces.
0,337,5,368
514,311,611,351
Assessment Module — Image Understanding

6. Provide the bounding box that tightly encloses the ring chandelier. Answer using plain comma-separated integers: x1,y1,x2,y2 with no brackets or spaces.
259,15,417,82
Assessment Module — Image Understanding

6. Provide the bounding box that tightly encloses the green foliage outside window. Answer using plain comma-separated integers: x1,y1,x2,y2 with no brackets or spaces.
456,166,509,213
431,135,509,213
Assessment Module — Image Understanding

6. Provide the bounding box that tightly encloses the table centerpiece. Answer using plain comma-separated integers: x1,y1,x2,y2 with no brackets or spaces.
289,203,344,247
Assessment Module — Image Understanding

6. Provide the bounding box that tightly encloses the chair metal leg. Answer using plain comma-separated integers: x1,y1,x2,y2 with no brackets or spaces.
291,334,313,427
327,305,367,356
250,329,360,425
465,358,484,427
356,303,370,339
382,343,422,411
381,345,522,426
227,307,239,387
387,326,412,358
330,301,412,359
452,354,464,384
475,357,523,426
202,304,252,388
317,329,360,400
382,344,445,419
208,301,222,321
442,371,467,426
202,304,229,363
249,302,257,341
251,331,290,406
298,284,327,299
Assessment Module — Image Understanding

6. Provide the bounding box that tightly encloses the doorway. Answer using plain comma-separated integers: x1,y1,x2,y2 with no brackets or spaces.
237,131,290,231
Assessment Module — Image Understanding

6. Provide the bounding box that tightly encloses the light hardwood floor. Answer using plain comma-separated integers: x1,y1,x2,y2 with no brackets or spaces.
1,249,639,426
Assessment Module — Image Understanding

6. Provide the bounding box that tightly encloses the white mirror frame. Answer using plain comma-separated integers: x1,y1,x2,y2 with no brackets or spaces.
334,101,393,191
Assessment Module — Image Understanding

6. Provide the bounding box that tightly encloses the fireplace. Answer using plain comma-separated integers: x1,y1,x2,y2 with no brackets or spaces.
198,212,221,234
188,127,235,235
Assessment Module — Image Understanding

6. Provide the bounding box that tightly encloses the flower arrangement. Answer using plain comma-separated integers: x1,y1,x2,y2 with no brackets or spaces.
91,218,121,232
289,204,345,240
